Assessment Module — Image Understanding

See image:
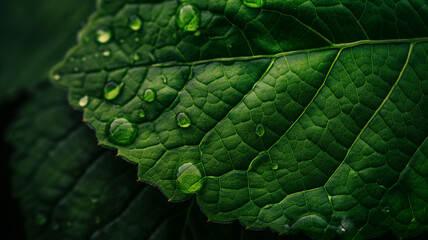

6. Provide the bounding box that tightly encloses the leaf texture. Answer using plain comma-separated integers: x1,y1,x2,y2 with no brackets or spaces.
51,0,428,238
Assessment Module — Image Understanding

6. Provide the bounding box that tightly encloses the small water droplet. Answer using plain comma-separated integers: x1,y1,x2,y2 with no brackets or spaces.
271,163,278,170
103,82,123,100
132,53,140,62
177,112,191,128
255,124,265,137
35,214,47,226
243,0,264,8
176,162,205,194
79,95,89,107
96,27,112,43
138,109,146,119
382,206,390,213
106,118,138,145
338,226,346,232
51,222,59,231
129,14,143,31
102,48,111,57
176,4,200,32
53,73,61,81
162,75,167,84
143,89,156,102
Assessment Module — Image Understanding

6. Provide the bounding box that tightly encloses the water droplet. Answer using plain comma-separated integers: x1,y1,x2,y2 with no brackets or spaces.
102,48,111,57
53,73,61,81
51,222,59,231
271,163,278,170
96,27,112,43
35,214,47,226
176,162,205,194
79,95,89,107
176,4,200,32
382,206,390,213
255,124,265,137
138,109,146,119
176,112,191,128
107,118,138,145
243,0,264,8
129,14,143,31
143,89,156,102
338,226,346,232
103,82,123,100
132,53,140,62
162,75,167,84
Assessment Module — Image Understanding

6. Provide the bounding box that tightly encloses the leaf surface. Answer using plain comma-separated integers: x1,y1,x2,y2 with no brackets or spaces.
8,85,302,240
51,0,428,238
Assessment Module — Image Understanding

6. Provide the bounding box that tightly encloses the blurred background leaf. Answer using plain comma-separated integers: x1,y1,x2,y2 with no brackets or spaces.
0,0,95,102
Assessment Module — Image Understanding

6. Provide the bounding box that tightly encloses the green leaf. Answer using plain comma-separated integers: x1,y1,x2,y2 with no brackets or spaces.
51,0,428,238
8,85,301,240
0,0,94,102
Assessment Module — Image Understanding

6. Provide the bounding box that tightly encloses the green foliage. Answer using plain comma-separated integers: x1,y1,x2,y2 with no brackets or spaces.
6,0,428,239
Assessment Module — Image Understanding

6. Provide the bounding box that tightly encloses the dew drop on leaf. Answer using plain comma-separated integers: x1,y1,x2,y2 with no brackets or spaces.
177,112,191,128
138,109,146,119
102,48,111,57
35,213,47,226
103,82,123,100
176,4,200,32
96,27,112,44
132,53,140,62
255,124,265,137
52,73,61,81
143,89,156,102
106,118,138,145
243,0,264,8
382,206,390,213
129,14,142,31
176,162,205,194
79,95,89,107
271,163,278,170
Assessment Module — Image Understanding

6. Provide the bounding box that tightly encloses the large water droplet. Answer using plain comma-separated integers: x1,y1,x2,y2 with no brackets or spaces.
96,27,112,43
176,162,205,194
35,213,47,226
255,124,265,137
271,163,278,170
129,14,143,31
132,53,140,62
143,89,156,102
243,0,264,8
176,112,191,128
79,95,89,107
103,82,123,100
107,118,138,145
176,4,200,32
